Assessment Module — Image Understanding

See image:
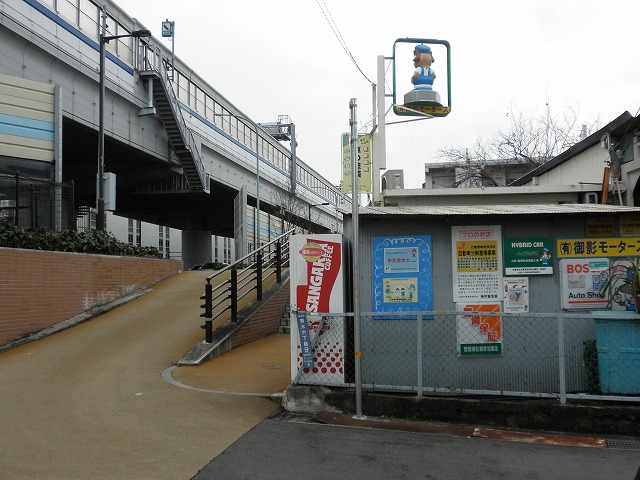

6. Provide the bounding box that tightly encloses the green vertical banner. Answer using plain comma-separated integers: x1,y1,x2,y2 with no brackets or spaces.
503,237,553,276
341,133,372,193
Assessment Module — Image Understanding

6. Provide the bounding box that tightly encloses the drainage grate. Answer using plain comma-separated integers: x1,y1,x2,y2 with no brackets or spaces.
605,439,640,451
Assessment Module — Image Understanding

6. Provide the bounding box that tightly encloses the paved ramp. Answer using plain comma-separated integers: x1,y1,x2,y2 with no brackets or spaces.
0,271,291,479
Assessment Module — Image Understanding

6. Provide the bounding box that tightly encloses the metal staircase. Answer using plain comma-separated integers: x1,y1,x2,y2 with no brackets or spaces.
139,45,209,193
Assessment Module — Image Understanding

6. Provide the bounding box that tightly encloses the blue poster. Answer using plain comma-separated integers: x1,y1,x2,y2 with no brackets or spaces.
296,312,314,369
372,235,433,317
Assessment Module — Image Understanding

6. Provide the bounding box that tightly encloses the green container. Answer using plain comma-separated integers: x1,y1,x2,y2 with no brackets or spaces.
593,311,640,395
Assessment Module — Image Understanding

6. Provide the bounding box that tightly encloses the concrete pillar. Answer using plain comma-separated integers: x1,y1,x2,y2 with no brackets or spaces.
182,230,212,269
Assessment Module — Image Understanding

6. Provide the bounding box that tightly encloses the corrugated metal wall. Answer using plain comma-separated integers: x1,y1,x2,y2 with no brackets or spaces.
0,73,55,162
351,214,591,313
344,213,600,394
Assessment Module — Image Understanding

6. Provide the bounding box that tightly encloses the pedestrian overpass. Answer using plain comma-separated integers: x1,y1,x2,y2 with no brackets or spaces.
0,0,346,265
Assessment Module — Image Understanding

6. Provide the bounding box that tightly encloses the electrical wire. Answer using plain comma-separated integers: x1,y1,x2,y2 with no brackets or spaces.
315,0,375,86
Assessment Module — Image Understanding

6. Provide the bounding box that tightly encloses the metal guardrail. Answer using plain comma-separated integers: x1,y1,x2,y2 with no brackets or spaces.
199,229,294,343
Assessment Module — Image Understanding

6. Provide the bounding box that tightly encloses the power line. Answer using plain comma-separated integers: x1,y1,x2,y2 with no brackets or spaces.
315,0,374,86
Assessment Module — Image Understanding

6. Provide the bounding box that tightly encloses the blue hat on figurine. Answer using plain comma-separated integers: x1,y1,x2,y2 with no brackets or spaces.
415,44,432,54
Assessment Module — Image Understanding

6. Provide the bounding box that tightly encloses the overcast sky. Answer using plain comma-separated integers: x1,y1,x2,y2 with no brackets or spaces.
121,0,640,189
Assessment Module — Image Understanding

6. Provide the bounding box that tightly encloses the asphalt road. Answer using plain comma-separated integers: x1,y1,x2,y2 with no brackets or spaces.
193,415,640,480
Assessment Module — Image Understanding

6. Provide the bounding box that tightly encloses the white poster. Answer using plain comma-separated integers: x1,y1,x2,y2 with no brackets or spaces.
290,234,345,385
503,277,529,313
452,225,503,302
559,258,609,310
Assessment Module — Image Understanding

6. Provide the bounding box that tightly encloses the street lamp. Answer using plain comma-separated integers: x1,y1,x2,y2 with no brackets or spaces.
308,202,330,233
97,16,151,230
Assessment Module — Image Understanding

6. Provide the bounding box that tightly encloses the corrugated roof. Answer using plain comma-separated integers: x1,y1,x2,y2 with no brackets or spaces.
347,204,640,217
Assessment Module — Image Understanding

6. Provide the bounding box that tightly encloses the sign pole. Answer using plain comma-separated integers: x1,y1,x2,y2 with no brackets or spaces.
350,98,363,418
162,20,175,80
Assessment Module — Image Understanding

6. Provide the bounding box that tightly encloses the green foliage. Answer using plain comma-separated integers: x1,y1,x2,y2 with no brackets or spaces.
599,257,640,310
0,218,160,258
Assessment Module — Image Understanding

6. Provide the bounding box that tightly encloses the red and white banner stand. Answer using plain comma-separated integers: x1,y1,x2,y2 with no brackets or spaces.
290,234,346,385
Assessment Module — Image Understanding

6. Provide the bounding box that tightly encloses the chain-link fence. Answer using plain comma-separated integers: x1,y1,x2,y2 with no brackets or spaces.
0,171,75,231
293,311,640,404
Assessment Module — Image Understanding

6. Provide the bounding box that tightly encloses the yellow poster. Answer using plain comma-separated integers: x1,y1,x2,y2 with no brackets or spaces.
341,133,372,193
383,277,418,303
620,217,640,237
557,237,640,258
585,217,615,237
455,240,499,272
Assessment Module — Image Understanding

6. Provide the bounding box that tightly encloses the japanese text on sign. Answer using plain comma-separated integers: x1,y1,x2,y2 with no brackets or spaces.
452,226,502,303
296,312,314,369
557,238,640,258
384,246,419,273
456,241,498,272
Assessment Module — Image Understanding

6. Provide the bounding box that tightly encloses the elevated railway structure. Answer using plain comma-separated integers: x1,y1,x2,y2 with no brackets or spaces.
0,0,346,264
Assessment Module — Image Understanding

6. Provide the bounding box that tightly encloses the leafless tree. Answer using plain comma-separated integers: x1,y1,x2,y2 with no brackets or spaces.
270,181,307,233
436,102,600,187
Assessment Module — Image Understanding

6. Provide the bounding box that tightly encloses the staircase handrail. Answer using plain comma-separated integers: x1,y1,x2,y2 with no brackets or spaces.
139,45,208,192
199,228,295,343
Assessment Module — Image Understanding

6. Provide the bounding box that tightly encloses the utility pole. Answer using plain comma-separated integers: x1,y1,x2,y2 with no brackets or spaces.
350,98,363,418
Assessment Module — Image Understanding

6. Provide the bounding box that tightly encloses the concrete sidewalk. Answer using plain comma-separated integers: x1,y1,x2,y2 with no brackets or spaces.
0,271,290,480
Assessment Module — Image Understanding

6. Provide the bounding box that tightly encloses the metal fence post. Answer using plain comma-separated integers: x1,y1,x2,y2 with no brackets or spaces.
558,313,567,405
15,173,19,225
256,252,263,301
417,313,423,397
276,241,282,284
200,281,213,343
231,268,238,322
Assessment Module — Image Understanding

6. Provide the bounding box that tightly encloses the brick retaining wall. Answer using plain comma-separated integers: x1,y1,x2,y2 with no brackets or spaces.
0,248,182,346
230,283,289,348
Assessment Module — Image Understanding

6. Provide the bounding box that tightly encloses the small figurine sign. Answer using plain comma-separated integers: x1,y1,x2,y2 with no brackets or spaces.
393,38,451,117
405,44,441,106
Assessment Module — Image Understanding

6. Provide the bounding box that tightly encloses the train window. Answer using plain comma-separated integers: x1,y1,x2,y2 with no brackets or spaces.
57,0,79,26
196,88,205,114
205,96,214,122
239,122,249,145
117,28,133,64
189,82,196,108
222,111,231,135
177,73,189,103
213,103,224,128
230,117,238,140
268,145,274,164
40,0,55,10
79,0,99,40
247,124,256,150
104,14,118,55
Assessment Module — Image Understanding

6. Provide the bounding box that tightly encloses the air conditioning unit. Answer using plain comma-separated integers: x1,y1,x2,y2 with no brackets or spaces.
581,192,598,204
